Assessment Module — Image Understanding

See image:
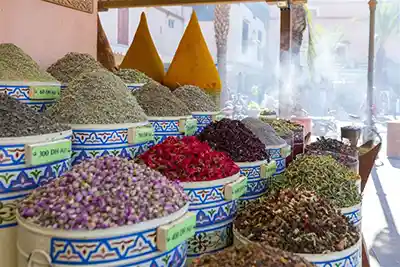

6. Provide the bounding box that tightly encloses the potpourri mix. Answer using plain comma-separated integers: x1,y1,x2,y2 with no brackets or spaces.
191,243,314,267
46,70,147,124
306,137,357,156
140,136,240,182
18,156,188,230
0,94,70,138
234,189,360,254
197,118,269,162
273,155,361,208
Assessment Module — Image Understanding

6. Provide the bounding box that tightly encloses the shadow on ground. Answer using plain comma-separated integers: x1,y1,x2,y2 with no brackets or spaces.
369,167,400,266
388,158,400,169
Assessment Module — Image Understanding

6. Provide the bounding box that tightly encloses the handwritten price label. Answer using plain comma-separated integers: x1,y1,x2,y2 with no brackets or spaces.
261,161,277,178
25,139,71,166
281,145,291,157
28,86,61,99
128,126,154,144
224,176,248,200
157,212,196,251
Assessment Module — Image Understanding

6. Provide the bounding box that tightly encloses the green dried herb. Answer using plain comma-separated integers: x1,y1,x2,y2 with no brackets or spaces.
271,155,361,208
0,43,56,82
173,85,218,112
260,118,294,136
47,52,105,83
241,117,286,146
114,68,151,84
234,188,360,254
0,94,70,137
133,81,191,117
46,70,147,124
192,243,314,267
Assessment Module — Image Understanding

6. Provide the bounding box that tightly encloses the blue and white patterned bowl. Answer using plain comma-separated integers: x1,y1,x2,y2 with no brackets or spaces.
191,112,219,134
148,116,192,144
16,204,190,267
182,173,242,259
266,143,287,175
70,122,153,165
341,202,362,227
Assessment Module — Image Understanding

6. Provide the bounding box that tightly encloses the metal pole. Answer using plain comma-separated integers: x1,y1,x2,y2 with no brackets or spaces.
366,0,377,140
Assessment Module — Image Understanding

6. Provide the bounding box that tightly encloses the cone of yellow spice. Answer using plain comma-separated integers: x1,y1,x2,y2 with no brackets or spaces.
120,12,165,83
163,12,221,97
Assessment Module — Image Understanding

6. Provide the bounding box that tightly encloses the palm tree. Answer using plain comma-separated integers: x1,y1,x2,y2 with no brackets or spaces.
214,4,231,107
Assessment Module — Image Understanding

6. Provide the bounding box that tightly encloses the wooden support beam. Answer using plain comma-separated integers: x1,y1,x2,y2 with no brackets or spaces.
99,0,306,10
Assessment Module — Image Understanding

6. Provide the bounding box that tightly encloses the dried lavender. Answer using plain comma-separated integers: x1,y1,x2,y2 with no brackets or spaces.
47,52,105,83
18,156,188,230
173,85,218,112
234,189,360,254
307,137,357,156
197,118,269,162
0,43,56,82
273,155,361,208
0,94,70,137
46,70,147,124
133,82,191,117
192,243,314,267
241,117,286,146
114,68,151,84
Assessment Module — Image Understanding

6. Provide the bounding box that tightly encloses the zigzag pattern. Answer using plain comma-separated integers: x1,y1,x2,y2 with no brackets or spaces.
342,209,362,226
0,159,70,193
239,165,262,179
0,145,25,167
190,201,237,227
72,129,128,145
150,120,180,133
310,246,361,267
192,114,213,125
242,179,268,198
0,85,31,100
185,186,225,205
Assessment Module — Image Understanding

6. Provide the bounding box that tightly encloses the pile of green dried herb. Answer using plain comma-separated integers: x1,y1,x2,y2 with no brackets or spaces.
272,155,361,208
173,85,218,112
260,118,293,136
133,81,191,117
0,43,56,82
0,94,70,137
234,188,360,254
242,117,286,146
46,70,147,124
114,68,151,84
307,137,357,156
192,243,314,267
304,150,358,168
47,52,105,83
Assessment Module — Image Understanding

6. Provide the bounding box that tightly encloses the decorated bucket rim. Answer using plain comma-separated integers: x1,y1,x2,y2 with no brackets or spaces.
125,83,146,87
180,172,241,189
235,159,269,167
266,143,287,150
233,226,361,260
0,130,72,145
0,81,62,86
70,121,149,130
340,201,362,213
16,203,189,238
191,111,220,116
148,115,192,121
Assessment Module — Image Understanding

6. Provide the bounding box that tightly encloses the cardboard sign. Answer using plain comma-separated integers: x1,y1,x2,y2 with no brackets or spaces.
29,86,61,99
261,160,277,178
224,176,248,200
157,212,196,251
128,126,154,144
281,145,291,157
25,139,71,166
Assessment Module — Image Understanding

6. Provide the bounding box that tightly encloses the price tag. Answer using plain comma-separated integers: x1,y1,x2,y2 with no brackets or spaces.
281,145,291,157
261,161,277,178
25,139,72,166
224,176,248,200
128,126,154,144
214,114,225,121
184,119,197,136
157,212,196,251
29,86,61,99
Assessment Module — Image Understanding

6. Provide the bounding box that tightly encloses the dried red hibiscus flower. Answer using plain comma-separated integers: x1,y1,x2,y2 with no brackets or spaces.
140,136,240,182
